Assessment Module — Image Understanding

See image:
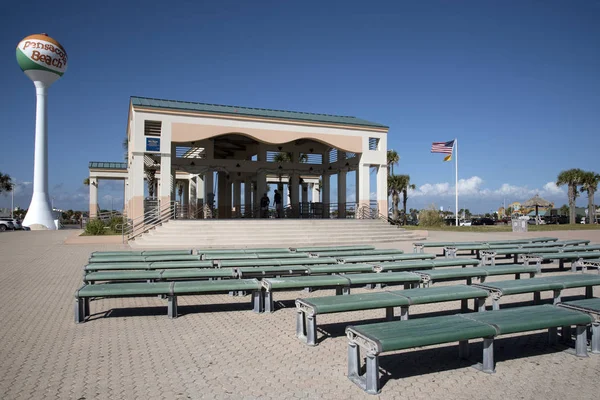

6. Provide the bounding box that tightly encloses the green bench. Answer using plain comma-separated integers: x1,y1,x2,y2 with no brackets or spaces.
84,260,215,272
296,285,488,346
472,274,600,310
90,250,194,257
413,237,558,253
372,258,480,272
529,251,600,270
291,245,375,252
202,252,310,261
414,264,538,287
309,249,404,258
346,304,591,394
572,258,600,273
199,248,291,256
216,257,338,268
558,298,600,353
88,254,203,263
445,241,588,259
83,268,238,284
337,253,435,264
74,279,263,323
260,272,421,313
482,245,600,266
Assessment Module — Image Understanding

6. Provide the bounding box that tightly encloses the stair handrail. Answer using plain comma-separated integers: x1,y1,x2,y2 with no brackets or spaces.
118,201,177,243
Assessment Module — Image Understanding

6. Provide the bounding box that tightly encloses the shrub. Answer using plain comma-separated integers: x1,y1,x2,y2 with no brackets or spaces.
108,216,125,233
85,219,106,235
418,205,445,227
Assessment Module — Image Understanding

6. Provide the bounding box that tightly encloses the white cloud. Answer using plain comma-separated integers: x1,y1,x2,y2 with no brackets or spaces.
402,176,572,212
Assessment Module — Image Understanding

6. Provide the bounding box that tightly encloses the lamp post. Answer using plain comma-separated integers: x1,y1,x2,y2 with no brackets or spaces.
10,183,15,219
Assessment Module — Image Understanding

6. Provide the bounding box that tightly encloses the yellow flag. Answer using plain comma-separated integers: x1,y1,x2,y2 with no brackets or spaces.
443,154,452,162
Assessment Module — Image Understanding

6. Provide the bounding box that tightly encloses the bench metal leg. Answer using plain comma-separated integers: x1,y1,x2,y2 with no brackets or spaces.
296,310,306,341
385,307,394,321
466,277,472,286
533,291,541,305
492,299,500,311
264,291,274,313
348,342,360,378
585,286,593,299
559,260,565,270
575,325,589,357
592,323,600,354
167,295,177,319
477,297,487,312
459,340,469,359
348,342,382,394
75,298,85,323
306,315,317,346
481,337,495,373
513,254,518,264
548,327,558,345
400,306,409,320
251,290,263,313
461,299,468,313
552,290,561,305
515,273,521,280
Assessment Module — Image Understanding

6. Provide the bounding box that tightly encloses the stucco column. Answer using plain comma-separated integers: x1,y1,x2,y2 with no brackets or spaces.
322,174,330,218
129,154,145,222
311,182,319,203
233,180,241,217
257,172,267,204
301,182,308,203
89,177,98,219
377,165,388,218
244,178,252,216
357,163,370,218
290,174,300,217
204,171,214,218
338,170,347,218
217,172,227,219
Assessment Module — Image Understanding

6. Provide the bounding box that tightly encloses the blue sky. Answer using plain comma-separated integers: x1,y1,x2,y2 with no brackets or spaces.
1,0,599,213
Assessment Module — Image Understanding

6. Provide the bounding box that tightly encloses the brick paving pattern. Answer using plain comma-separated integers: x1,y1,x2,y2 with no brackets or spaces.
0,229,599,399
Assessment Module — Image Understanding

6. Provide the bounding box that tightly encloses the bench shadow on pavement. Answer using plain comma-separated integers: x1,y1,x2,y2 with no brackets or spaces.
87,300,254,321
377,331,574,388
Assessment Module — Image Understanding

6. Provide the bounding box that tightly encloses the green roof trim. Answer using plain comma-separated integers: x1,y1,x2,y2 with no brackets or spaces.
89,162,127,170
130,96,388,129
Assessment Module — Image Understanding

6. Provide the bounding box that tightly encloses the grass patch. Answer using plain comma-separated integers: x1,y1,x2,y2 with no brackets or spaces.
403,224,600,232
80,229,123,236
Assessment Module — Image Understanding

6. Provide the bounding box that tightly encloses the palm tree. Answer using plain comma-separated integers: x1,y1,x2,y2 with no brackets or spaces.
581,171,599,223
556,168,584,224
396,174,415,225
386,150,399,176
0,172,12,193
83,178,90,186
387,175,403,221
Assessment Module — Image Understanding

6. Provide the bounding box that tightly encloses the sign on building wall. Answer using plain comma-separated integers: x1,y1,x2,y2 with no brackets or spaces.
146,137,161,152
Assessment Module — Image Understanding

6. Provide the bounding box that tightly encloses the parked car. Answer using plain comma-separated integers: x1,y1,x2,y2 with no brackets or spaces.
472,217,495,226
459,219,472,226
0,219,15,231
0,217,23,230
543,215,568,225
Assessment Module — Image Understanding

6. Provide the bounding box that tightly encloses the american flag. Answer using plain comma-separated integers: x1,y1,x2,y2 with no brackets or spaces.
431,140,455,154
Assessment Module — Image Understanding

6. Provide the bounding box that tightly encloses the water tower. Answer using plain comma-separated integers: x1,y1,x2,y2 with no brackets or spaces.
16,34,68,230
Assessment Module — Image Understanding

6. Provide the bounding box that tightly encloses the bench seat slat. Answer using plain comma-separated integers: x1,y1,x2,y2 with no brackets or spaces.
339,254,435,263
91,250,193,257
344,272,420,285
559,298,600,312
173,279,260,294
415,268,486,280
542,251,600,260
300,292,410,314
218,257,338,268
88,255,202,263
464,305,593,335
84,260,215,271
306,264,374,274
263,275,349,290
292,245,375,252
388,285,489,304
474,274,600,295
77,282,173,297
347,315,496,353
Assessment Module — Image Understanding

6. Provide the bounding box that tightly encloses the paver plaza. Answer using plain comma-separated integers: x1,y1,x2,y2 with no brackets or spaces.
1,229,600,399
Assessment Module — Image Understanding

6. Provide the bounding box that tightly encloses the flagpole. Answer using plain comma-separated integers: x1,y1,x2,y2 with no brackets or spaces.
455,138,458,227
